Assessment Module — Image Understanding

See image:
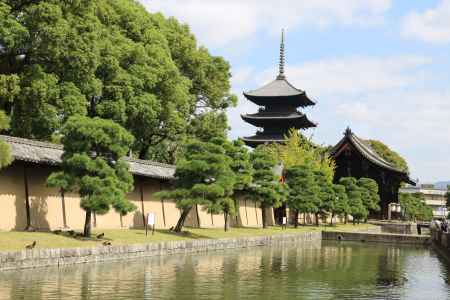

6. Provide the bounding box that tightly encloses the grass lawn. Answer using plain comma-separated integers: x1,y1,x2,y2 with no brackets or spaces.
0,223,377,252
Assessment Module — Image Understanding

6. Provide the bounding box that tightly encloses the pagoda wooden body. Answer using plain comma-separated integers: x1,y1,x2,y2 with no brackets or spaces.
241,31,316,148
330,128,415,219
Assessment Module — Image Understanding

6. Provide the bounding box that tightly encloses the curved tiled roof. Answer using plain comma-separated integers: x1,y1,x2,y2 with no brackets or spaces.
330,128,410,176
244,78,305,98
0,135,175,180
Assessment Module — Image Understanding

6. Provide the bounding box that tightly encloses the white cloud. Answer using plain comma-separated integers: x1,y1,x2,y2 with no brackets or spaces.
141,0,391,46
401,0,450,44
254,55,432,99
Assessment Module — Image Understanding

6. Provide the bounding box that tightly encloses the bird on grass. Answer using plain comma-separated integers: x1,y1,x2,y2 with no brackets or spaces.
102,241,112,246
96,233,104,239
25,241,36,250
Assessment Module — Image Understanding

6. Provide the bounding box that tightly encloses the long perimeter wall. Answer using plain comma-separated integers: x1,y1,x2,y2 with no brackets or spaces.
0,162,269,231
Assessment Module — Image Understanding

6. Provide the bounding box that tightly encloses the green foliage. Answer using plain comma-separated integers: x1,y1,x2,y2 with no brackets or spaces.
399,193,433,221
271,129,335,182
357,178,381,212
285,165,319,219
315,170,335,220
332,184,350,220
156,138,236,231
0,109,12,168
249,145,285,227
224,139,253,192
0,0,235,163
339,177,368,223
366,140,409,174
187,111,228,142
47,116,136,236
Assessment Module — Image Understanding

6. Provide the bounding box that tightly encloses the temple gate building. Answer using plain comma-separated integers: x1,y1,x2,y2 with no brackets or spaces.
330,128,415,219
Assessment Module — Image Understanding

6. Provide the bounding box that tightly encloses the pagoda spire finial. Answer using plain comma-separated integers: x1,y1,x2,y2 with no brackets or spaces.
277,29,286,80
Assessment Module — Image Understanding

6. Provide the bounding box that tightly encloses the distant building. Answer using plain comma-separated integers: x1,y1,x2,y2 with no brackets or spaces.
330,128,415,219
400,184,448,218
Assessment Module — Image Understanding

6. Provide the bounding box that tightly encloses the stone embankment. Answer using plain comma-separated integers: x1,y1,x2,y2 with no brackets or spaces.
0,232,321,271
323,231,431,245
431,228,450,260
1,227,434,271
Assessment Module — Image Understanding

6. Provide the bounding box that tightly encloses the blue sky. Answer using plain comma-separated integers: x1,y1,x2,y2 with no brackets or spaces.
143,0,450,183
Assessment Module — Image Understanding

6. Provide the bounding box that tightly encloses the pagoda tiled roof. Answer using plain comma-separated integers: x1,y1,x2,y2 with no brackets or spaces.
241,111,316,128
241,132,285,148
0,135,175,180
330,128,413,183
243,78,315,107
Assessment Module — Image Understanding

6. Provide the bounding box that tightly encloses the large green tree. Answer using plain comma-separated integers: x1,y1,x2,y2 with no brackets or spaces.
366,140,409,174
0,0,235,163
47,116,136,237
271,129,335,182
285,165,319,227
156,138,235,232
0,109,12,168
399,193,433,222
0,73,18,168
249,146,284,228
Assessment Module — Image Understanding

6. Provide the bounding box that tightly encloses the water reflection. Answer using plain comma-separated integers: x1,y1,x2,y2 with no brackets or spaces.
0,241,449,300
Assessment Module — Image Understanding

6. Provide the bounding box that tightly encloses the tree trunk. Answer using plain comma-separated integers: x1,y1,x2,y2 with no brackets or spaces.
23,165,32,231
303,213,306,225
295,210,299,228
330,213,334,226
315,213,319,226
224,212,230,232
174,208,191,232
344,214,348,224
84,209,92,237
261,204,267,228
61,189,68,228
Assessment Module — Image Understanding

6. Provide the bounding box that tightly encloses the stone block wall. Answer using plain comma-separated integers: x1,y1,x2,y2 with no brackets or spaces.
0,232,322,271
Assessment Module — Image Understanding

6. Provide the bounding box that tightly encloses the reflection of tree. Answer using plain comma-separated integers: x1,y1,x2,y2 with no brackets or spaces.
221,253,240,299
170,255,198,300
375,247,406,287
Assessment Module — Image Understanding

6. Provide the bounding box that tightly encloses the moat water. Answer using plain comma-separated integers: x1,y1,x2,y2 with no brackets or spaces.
0,241,449,300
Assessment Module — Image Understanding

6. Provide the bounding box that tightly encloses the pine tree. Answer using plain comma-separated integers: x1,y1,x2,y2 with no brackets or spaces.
47,116,136,237
156,138,235,232
249,146,284,228
331,184,350,225
357,177,381,218
314,170,335,226
223,139,253,229
339,177,367,224
285,165,319,227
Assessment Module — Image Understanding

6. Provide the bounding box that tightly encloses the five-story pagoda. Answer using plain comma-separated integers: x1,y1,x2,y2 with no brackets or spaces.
241,30,316,147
